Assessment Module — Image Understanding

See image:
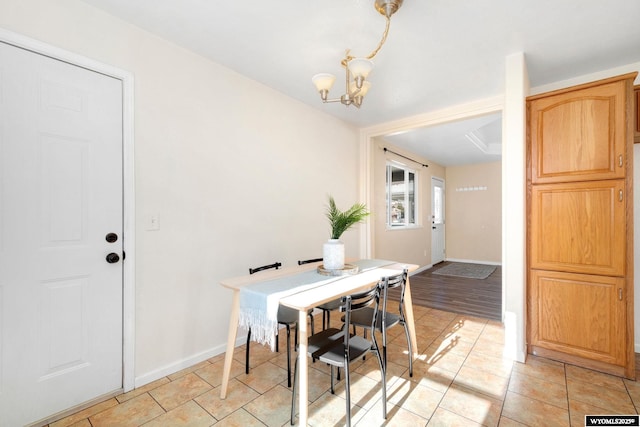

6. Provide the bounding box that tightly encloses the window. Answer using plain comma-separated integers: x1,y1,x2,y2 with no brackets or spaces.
433,183,443,225
386,162,417,227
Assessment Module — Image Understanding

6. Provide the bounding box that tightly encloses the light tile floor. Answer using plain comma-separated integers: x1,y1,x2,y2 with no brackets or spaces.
49,306,640,426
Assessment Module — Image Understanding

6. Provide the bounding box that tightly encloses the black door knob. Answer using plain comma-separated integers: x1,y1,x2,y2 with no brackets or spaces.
106,253,120,263
106,233,118,243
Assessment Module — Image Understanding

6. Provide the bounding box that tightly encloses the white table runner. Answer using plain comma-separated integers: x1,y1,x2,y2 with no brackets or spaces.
238,259,395,348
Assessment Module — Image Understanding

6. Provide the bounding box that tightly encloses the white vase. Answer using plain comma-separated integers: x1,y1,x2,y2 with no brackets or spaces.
323,239,345,270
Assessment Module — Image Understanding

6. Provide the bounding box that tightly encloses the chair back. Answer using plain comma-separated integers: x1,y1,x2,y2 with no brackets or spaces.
297,258,322,265
380,268,409,323
249,262,282,275
339,286,380,348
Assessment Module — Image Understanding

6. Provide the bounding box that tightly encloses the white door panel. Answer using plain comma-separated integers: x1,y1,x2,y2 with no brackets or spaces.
0,42,123,427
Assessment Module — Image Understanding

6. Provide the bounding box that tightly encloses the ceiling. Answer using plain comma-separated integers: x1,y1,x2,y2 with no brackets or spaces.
383,112,503,167
79,0,640,166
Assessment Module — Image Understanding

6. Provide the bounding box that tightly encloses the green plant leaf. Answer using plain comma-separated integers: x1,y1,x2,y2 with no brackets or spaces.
325,195,370,239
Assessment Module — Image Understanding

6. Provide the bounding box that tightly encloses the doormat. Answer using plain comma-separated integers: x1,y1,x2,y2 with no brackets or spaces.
432,262,497,279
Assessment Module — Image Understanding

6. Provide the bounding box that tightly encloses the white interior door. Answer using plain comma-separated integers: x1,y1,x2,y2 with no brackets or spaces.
0,42,123,426
431,177,445,264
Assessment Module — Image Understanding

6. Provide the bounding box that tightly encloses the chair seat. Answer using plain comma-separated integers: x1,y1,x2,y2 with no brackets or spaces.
277,305,313,325
318,298,342,331
317,298,341,311
306,327,345,357
345,307,401,331
317,335,372,366
277,305,300,324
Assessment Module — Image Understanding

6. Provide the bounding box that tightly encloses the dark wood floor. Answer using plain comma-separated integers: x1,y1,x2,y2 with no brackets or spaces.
390,261,502,321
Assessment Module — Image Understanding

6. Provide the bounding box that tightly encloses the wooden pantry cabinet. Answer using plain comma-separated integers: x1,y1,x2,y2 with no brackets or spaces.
527,73,637,379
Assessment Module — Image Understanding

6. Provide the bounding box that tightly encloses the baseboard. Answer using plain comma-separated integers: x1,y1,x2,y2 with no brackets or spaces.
445,257,502,266
530,345,630,379
134,335,246,389
133,318,314,389
410,264,432,275
27,389,123,427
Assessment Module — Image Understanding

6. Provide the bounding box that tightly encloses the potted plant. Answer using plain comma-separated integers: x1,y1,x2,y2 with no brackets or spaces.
323,195,370,270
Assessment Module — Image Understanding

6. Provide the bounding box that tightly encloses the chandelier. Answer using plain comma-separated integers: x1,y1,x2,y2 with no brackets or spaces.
311,0,404,108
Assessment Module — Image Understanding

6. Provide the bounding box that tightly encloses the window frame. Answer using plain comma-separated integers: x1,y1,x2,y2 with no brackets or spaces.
385,161,419,229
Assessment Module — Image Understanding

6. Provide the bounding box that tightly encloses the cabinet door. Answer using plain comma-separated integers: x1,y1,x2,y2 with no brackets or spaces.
529,269,626,366
529,79,628,183
530,180,626,276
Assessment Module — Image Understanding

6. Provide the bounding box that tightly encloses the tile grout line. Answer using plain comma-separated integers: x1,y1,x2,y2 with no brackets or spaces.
623,379,640,414
435,317,481,423
477,320,510,426
52,309,640,427
565,364,575,427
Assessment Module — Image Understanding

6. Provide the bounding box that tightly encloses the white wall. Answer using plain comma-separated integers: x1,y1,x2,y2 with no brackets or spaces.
0,0,361,386
502,52,528,362
445,161,502,264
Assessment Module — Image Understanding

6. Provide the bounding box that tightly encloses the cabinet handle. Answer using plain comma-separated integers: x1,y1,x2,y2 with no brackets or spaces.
619,190,623,202
619,288,623,301
619,155,623,167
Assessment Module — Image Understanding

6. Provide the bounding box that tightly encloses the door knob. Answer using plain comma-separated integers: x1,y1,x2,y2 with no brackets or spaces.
105,233,118,243
106,253,120,264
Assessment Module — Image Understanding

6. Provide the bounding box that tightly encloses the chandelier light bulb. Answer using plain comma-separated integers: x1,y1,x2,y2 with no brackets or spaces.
311,73,336,92
347,58,374,80
350,80,372,97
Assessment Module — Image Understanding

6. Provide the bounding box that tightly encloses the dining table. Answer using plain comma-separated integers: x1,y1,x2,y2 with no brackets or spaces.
218,259,420,426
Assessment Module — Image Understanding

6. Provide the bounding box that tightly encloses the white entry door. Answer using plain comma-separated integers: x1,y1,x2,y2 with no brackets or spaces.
431,177,445,264
0,42,123,426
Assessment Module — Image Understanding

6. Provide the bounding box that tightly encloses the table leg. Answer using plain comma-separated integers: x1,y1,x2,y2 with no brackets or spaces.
403,278,420,360
298,309,308,425
220,290,240,399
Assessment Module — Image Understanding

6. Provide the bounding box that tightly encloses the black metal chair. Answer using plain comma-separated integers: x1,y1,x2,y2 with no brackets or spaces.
298,257,341,330
297,258,322,265
246,262,315,388
290,285,387,426
346,268,413,377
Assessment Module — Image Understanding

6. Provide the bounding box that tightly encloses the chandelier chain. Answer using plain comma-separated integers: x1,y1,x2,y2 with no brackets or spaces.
366,15,391,60
344,15,391,63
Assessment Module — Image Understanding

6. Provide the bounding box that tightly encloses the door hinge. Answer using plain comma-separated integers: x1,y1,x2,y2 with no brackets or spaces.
619,155,623,167
619,190,623,202
618,288,623,301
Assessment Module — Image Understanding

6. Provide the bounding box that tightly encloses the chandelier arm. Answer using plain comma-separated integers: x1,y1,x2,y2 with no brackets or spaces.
345,59,351,90
365,15,391,60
